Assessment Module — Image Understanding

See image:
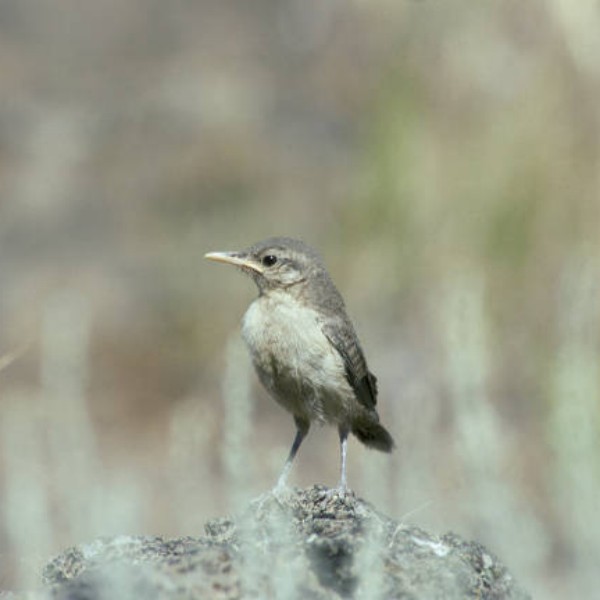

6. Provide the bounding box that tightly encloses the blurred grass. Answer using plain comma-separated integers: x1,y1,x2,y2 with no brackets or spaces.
1,1,599,597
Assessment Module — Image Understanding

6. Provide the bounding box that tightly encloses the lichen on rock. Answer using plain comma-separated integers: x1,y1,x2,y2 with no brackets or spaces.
41,485,530,599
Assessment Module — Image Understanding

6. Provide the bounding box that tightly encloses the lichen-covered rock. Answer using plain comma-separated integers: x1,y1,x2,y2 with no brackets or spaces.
41,486,530,599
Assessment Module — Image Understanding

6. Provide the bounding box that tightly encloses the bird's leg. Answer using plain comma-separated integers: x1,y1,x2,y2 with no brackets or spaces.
337,426,349,494
274,418,309,491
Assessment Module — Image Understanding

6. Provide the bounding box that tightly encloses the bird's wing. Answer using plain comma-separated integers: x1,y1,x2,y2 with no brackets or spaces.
321,318,378,410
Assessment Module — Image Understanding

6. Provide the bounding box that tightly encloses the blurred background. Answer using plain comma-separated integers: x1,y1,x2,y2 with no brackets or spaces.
1,0,599,597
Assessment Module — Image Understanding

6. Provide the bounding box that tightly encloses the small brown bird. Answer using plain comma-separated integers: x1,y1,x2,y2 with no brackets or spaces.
205,237,394,491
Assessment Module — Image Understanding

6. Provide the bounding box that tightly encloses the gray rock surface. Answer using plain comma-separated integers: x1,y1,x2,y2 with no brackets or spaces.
39,485,529,599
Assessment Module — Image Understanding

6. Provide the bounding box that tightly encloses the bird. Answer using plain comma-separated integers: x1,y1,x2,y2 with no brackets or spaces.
205,237,394,492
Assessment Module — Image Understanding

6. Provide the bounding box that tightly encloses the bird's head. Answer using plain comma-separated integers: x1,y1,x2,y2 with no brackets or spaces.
205,237,325,294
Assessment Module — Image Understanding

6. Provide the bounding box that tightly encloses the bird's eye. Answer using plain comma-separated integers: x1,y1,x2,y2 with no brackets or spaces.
261,254,278,267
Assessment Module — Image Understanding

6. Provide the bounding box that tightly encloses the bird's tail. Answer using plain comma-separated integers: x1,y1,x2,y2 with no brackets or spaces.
351,415,395,453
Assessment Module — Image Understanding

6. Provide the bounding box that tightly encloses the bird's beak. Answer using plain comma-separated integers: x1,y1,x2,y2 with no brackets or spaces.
204,251,264,274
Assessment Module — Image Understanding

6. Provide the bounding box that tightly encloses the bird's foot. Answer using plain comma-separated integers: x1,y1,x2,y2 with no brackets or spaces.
271,482,289,500
249,485,291,515
336,475,349,497
272,472,290,495
321,482,352,501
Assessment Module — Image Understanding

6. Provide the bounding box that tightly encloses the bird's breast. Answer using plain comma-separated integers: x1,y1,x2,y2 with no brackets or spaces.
241,292,351,422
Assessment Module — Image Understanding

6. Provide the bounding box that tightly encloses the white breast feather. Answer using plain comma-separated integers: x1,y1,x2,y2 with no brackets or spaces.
241,291,353,423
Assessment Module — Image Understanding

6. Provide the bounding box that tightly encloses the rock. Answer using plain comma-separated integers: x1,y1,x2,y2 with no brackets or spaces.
41,485,530,599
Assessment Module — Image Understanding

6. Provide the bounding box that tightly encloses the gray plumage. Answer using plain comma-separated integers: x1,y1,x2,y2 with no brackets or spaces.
206,237,394,490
